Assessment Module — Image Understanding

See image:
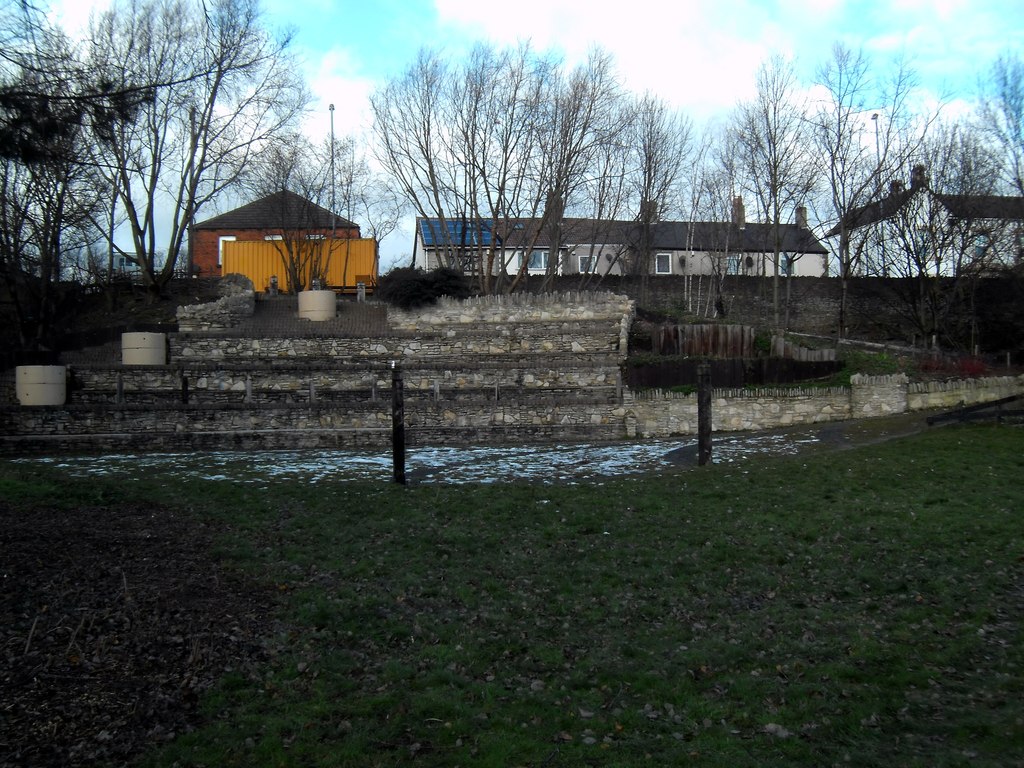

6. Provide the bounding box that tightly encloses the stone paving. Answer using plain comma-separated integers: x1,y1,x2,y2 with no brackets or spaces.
231,295,392,338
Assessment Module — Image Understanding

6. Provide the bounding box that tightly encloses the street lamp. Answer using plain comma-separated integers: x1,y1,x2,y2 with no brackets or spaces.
871,113,880,164
329,104,336,241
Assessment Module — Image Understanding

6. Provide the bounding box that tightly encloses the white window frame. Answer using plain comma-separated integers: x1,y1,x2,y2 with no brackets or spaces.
578,252,596,274
524,249,549,273
217,235,236,268
655,252,672,275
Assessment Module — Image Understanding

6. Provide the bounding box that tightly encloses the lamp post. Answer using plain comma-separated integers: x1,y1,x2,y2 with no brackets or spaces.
329,104,336,241
871,113,880,165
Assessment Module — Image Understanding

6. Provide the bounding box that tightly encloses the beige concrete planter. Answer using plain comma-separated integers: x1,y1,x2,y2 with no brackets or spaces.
122,332,167,365
15,365,67,406
297,290,336,321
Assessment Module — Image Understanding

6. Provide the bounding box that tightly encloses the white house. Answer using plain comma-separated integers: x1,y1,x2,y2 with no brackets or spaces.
828,165,1024,278
413,205,830,280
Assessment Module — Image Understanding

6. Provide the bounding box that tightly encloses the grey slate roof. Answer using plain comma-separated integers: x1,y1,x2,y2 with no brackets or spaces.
826,188,1024,237
194,190,359,232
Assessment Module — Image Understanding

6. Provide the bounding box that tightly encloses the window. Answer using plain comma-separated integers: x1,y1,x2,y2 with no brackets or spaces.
726,255,742,275
264,234,284,241
524,249,548,272
217,235,236,268
781,254,794,276
306,234,326,240
578,253,596,273
655,252,672,274
974,233,990,260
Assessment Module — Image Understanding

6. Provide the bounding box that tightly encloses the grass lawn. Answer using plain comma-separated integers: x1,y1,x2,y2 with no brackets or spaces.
3,424,1022,767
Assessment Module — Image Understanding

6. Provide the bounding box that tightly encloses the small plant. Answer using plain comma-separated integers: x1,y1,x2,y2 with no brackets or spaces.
753,331,772,356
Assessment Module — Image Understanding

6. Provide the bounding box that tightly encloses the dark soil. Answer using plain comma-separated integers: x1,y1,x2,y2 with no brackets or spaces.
0,501,277,767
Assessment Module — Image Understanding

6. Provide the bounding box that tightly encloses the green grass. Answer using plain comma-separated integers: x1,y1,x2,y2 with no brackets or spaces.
3,425,1023,767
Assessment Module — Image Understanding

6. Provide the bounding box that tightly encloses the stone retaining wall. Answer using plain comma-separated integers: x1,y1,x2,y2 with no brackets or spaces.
4,374,1021,455
65,359,623,407
907,375,1024,410
627,386,852,437
172,324,623,361
625,374,1024,439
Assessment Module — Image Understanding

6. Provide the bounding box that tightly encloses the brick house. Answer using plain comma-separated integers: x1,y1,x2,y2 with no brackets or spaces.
189,190,360,278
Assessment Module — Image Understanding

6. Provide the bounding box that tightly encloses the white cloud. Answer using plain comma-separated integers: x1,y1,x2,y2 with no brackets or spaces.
301,47,377,142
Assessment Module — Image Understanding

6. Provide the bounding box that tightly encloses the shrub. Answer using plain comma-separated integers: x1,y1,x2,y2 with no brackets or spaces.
375,267,471,310
426,267,472,301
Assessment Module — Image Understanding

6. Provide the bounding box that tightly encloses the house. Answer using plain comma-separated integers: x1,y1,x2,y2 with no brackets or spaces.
413,205,829,280
189,190,361,278
827,165,1024,277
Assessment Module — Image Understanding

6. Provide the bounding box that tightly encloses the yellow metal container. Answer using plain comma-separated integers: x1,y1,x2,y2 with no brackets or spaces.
221,239,377,294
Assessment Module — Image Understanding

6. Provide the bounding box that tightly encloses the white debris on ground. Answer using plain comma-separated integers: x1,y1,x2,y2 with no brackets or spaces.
22,431,822,485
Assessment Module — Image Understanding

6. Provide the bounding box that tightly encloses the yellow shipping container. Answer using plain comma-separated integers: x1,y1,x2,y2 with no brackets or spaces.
221,239,377,293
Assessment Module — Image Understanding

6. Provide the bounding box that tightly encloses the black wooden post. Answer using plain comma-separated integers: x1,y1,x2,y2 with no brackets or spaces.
391,361,406,485
697,362,712,466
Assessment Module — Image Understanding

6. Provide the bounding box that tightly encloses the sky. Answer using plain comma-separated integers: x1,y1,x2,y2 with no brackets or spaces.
49,0,1024,267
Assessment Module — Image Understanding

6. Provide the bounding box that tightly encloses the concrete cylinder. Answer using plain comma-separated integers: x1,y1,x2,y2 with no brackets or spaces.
16,365,67,406
298,290,336,321
122,332,167,365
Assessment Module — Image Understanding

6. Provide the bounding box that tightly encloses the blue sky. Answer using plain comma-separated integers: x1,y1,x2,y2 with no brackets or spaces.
51,0,1024,265
262,0,1024,141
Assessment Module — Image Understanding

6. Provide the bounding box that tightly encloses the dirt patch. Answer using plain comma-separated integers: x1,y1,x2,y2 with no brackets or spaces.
0,501,277,767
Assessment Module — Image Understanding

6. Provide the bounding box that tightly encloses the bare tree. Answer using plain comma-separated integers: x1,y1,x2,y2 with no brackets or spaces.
531,48,625,292
372,49,471,272
0,11,109,349
881,122,1005,348
371,42,629,294
622,92,692,303
87,0,308,295
733,55,816,328
810,43,930,336
240,133,334,290
978,52,1024,197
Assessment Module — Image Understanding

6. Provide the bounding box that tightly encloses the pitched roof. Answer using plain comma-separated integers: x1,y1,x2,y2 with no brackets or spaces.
194,190,359,231
417,217,828,254
826,188,1024,237
938,194,1024,221
652,221,828,254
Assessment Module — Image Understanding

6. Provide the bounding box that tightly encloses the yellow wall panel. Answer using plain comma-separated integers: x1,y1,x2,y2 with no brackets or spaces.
221,239,377,293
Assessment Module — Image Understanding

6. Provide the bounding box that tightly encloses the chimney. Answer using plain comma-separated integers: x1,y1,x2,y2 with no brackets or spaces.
795,205,808,230
732,196,746,229
910,164,928,190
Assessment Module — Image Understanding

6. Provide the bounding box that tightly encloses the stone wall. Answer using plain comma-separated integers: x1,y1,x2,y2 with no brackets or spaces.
175,274,256,331
67,361,623,406
5,373,1021,454
3,284,1022,455
907,375,1024,410
624,374,1024,439
172,325,624,361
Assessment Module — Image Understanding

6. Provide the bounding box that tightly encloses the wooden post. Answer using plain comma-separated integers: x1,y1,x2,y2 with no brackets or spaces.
391,361,406,485
698,362,712,466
